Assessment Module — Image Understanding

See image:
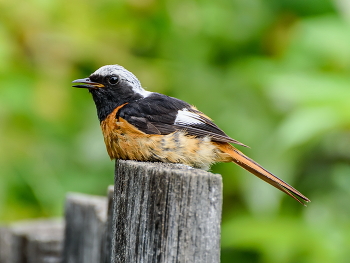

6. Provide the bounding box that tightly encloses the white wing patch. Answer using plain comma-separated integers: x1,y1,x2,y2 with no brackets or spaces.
174,109,203,125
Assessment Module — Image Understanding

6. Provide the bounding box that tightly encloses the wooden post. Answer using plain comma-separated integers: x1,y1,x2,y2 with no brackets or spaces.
0,219,63,263
1,162,223,263
111,160,223,263
0,227,11,263
62,193,108,263
101,186,115,263
25,221,64,263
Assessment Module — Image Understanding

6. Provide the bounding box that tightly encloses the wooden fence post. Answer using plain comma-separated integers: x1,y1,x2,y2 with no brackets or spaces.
101,186,115,263
0,227,11,263
0,219,63,263
111,160,223,263
1,161,223,263
62,193,108,263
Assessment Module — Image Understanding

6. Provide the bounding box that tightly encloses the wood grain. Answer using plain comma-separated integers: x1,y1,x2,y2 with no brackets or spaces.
62,193,108,263
111,160,222,263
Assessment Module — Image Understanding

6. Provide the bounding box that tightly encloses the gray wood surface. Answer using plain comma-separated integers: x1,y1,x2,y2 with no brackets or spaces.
25,221,64,263
0,219,63,263
62,193,108,263
111,160,223,263
0,227,11,263
1,162,223,263
101,186,114,263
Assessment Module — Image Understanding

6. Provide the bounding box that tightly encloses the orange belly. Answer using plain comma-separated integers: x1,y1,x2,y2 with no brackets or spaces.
100,108,232,169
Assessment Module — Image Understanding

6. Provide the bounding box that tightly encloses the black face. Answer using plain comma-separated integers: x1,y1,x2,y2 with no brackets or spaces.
73,73,143,122
88,73,120,88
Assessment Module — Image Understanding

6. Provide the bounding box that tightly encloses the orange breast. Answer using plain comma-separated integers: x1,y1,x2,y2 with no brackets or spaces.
100,106,232,169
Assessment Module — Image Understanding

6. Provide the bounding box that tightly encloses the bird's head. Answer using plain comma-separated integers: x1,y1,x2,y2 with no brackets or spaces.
73,64,151,122
72,64,150,99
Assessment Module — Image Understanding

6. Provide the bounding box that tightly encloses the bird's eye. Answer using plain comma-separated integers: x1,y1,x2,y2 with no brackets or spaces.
108,76,119,85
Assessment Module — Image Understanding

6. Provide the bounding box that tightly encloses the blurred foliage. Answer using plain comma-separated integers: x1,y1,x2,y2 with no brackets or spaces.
1,0,350,262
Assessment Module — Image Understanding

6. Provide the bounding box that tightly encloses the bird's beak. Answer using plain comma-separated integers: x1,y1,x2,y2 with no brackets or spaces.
72,78,105,89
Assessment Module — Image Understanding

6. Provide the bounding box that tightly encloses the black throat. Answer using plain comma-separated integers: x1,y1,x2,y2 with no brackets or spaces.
89,88,143,123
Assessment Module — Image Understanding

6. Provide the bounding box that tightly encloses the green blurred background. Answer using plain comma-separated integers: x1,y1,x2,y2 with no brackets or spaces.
1,0,350,262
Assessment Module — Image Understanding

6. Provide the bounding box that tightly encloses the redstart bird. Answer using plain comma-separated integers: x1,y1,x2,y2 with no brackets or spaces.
73,65,310,205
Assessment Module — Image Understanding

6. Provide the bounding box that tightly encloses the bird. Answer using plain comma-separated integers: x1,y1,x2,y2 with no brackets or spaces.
72,64,310,205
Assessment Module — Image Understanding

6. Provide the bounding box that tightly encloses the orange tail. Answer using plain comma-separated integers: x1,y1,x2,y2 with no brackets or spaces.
215,143,310,205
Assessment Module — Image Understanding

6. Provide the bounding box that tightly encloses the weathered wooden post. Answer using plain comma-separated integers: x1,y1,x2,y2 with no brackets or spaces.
101,186,115,263
110,160,223,263
1,161,223,262
0,219,63,263
0,227,11,263
62,193,108,263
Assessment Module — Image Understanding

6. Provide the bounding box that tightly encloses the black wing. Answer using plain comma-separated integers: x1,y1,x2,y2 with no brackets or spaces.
117,93,247,146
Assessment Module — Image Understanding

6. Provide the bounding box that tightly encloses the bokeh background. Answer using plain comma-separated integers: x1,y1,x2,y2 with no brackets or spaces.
1,0,350,262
